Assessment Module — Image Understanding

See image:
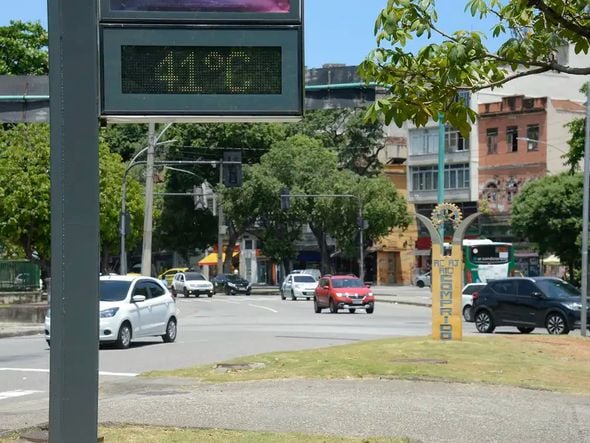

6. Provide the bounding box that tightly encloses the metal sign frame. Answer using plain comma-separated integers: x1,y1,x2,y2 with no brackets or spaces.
100,24,303,120
99,0,302,23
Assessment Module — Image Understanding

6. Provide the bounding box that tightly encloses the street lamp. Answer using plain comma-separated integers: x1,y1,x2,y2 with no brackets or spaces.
515,137,568,154
119,136,175,275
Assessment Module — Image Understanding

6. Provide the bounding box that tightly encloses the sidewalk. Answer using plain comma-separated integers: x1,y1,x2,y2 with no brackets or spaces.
0,285,432,339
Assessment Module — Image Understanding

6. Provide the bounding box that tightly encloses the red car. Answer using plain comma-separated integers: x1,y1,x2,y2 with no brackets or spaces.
314,274,375,314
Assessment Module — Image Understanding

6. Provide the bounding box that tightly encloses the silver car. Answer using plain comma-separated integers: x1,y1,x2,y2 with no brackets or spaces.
414,271,431,288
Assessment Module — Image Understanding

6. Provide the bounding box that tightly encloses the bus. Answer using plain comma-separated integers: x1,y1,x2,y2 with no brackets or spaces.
462,239,516,283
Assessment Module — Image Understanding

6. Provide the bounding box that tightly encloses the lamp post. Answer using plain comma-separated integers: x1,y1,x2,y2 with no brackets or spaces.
119,134,175,275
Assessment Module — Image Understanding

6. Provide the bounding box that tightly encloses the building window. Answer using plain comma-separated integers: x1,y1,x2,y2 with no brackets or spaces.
244,239,253,250
527,125,540,151
411,164,469,191
445,126,469,152
506,126,518,153
487,128,498,154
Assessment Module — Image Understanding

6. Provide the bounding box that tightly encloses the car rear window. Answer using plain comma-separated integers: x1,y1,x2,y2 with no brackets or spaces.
100,280,131,302
463,284,485,295
332,278,364,288
294,275,316,283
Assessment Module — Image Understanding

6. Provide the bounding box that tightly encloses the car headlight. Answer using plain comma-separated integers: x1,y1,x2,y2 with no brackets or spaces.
336,292,346,297
100,307,119,318
228,282,236,287
367,292,374,297
562,302,582,311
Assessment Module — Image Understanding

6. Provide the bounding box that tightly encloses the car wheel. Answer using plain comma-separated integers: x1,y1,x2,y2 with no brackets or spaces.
546,312,569,335
115,322,132,349
463,305,472,322
416,280,425,288
314,298,322,313
280,290,286,300
474,310,495,333
246,290,251,296
517,326,535,334
329,298,338,314
46,340,50,347
291,290,297,301
208,292,213,298
348,308,356,314
183,288,189,298
366,305,374,314
162,318,177,343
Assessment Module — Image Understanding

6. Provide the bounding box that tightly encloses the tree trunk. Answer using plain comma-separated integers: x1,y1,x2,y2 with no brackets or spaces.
223,226,240,274
101,247,110,275
309,223,332,275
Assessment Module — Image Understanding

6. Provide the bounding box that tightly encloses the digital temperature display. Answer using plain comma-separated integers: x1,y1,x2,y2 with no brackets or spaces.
121,45,282,94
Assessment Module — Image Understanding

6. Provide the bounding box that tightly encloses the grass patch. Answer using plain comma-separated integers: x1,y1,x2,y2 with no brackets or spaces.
0,425,410,443
144,335,590,394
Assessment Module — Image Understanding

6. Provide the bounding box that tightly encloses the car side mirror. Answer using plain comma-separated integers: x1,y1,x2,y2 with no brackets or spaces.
132,295,146,303
531,291,543,298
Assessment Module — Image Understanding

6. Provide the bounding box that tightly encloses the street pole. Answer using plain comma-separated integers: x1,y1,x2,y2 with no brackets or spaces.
438,112,445,250
48,0,99,441
358,201,365,281
141,123,156,276
217,159,224,275
582,83,590,337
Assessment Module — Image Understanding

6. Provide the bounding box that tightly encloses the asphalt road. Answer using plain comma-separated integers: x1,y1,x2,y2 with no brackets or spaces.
0,293,441,432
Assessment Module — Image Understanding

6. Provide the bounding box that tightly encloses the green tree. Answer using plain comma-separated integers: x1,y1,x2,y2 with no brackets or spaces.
563,84,588,173
0,124,144,274
511,173,583,282
288,108,387,176
0,20,48,75
359,0,590,134
222,135,410,275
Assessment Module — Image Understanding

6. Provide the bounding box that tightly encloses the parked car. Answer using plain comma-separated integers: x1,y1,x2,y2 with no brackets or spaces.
314,274,375,314
414,271,431,288
462,283,487,322
158,267,188,288
172,271,214,298
213,273,252,295
471,277,590,335
280,273,318,300
44,275,177,349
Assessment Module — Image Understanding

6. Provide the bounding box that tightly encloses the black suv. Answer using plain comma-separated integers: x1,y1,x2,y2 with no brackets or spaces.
212,273,252,295
472,277,589,335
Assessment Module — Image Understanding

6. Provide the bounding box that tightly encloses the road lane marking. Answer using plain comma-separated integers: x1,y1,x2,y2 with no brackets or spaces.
247,304,278,313
0,368,137,377
218,300,241,305
0,390,42,401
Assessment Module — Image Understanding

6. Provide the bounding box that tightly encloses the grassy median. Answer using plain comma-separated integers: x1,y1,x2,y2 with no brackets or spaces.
0,426,409,443
144,335,590,395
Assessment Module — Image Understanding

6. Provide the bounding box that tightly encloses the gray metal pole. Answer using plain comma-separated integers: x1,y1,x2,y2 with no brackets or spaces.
359,201,365,281
217,160,224,275
582,84,590,337
141,123,156,276
120,176,127,275
48,0,99,441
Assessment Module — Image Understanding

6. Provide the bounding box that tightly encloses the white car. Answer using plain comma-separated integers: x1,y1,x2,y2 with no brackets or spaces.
462,283,486,322
281,273,318,300
45,275,178,349
414,271,431,288
172,271,214,298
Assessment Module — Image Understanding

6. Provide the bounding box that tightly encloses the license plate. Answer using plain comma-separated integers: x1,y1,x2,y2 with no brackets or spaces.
353,300,363,305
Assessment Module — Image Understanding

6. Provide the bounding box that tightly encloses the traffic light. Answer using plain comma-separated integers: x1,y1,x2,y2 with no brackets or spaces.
223,150,243,188
280,187,290,210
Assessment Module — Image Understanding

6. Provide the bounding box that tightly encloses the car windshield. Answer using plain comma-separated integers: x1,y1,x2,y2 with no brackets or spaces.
227,274,244,281
100,280,132,302
185,272,205,281
536,279,580,299
332,278,364,288
294,275,316,283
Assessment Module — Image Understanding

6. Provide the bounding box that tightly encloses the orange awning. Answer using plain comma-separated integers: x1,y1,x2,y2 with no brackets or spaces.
198,251,238,266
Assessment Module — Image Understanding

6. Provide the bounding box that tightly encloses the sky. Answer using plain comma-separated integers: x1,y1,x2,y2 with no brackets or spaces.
0,0,501,69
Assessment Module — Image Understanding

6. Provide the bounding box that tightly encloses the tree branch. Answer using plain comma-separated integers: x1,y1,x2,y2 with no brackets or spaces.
473,65,551,91
528,0,590,39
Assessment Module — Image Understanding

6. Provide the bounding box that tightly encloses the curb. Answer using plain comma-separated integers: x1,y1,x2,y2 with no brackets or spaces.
376,297,431,308
0,328,43,339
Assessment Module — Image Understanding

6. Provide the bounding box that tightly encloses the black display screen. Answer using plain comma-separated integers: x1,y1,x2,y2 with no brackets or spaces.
121,45,282,94
110,0,291,13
